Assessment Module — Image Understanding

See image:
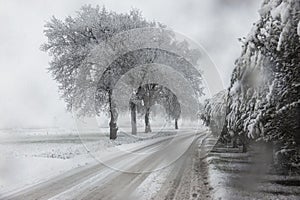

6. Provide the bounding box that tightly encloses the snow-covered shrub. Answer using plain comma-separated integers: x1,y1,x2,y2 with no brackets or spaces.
201,90,227,136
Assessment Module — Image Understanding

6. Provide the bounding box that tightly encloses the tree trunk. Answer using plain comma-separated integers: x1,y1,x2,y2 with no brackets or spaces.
242,142,247,153
109,90,118,140
145,107,152,133
130,102,137,135
232,138,238,148
265,141,274,165
175,119,179,129
240,134,247,153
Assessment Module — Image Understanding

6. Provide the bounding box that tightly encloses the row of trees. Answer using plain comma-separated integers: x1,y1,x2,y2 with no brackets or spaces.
42,5,204,139
215,0,300,172
130,83,181,134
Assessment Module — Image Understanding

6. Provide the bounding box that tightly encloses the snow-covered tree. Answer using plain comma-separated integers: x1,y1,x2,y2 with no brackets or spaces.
41,5,158,139
221,0,300,171
161,91,181,130
201,90,227,136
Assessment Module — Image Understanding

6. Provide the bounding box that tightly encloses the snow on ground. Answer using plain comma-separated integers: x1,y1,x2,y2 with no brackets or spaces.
131,166,173,200
203,136,300,200
0,127,187,196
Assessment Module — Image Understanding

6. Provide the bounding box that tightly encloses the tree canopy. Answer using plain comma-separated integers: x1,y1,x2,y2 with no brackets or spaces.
41,5,157,111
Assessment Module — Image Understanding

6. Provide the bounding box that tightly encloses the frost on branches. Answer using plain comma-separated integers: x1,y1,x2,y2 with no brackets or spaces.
221,0,300,172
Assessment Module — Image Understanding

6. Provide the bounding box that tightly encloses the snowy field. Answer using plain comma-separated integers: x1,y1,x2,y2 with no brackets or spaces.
0,126,196,196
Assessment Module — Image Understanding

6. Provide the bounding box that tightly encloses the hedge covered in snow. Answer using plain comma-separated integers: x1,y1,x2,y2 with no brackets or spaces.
221,0,300,172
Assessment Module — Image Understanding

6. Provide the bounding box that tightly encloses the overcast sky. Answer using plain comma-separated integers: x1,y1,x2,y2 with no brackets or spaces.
0,0,261,129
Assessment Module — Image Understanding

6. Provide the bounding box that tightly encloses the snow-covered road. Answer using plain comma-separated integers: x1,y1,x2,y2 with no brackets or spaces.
2,131,211,200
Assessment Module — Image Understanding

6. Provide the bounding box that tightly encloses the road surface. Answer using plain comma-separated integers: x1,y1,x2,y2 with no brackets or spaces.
2,131,211,200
